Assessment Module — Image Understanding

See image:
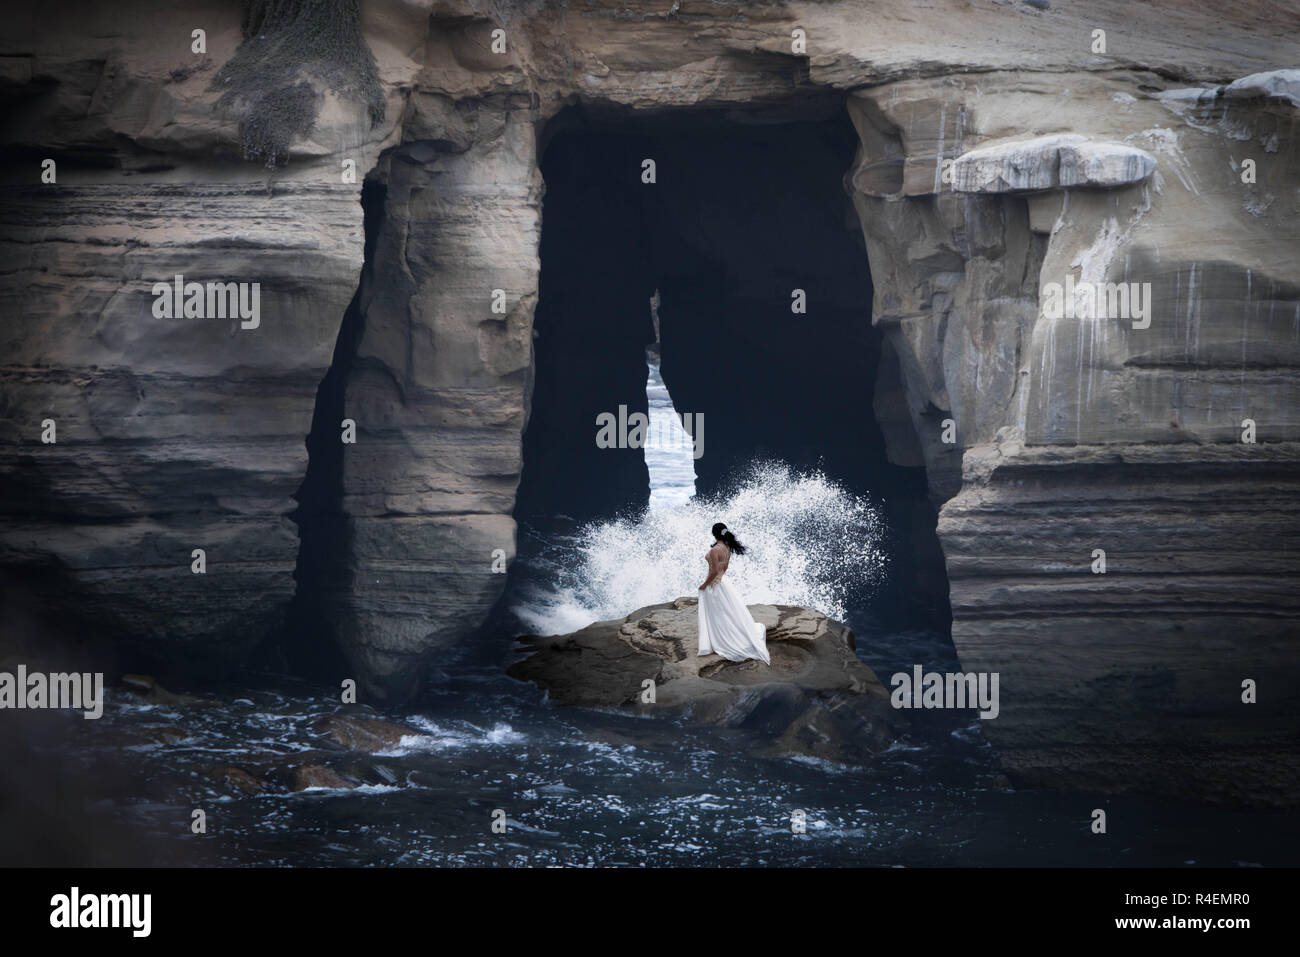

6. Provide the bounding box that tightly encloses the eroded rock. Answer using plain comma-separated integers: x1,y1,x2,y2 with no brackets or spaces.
205,765,265,796
121,674,204,707
291,765,359,791
952,134,1157,193
509,599,905,766
0,0,1297,805
315,713,413,753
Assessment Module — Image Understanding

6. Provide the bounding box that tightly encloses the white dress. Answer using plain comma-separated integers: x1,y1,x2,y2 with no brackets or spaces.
697,546,770,664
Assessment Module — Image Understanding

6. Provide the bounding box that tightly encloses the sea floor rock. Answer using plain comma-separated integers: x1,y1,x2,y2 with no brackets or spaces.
508,598,905,766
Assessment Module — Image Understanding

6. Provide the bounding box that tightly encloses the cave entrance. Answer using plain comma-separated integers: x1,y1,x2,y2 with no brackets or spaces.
513,101,950,635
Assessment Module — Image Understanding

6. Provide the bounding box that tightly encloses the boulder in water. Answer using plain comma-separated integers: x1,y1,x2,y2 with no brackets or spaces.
121,674,204,707
509,599,905,766
316,714,413,752
205,766,266,796
291,765,361,792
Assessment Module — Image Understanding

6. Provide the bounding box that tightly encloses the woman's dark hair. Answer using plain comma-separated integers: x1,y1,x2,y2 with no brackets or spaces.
712,522,747,556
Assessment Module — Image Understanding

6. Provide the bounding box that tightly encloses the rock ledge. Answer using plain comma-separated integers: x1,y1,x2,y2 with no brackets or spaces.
508,598,904,766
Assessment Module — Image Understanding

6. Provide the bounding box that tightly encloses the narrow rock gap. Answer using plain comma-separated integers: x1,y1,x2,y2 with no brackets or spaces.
643,298,698,511
276,175,388,679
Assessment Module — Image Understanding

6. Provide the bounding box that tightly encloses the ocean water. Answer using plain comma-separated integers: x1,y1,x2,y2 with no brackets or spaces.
32,367,1299,867
61,657,1296,867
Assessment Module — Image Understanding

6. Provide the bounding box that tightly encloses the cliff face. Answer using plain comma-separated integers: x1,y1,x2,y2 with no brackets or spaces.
1,0,1298,803
846,65,1300,804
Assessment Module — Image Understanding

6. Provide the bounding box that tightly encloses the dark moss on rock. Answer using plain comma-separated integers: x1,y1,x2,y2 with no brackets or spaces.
212,0,385,168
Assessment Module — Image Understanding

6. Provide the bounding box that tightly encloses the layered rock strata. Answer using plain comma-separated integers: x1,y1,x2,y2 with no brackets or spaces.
0,1,1297,803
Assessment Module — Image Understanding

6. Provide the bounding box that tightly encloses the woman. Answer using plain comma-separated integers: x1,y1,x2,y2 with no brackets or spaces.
697,522,770,664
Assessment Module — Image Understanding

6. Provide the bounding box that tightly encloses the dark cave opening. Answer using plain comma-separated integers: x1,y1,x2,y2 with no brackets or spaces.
515,102,951,632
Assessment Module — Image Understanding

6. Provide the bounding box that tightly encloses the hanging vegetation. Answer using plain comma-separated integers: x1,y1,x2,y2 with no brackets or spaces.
212,0,385,169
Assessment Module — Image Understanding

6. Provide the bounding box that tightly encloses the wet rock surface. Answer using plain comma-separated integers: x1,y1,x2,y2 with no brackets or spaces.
509,599,905,766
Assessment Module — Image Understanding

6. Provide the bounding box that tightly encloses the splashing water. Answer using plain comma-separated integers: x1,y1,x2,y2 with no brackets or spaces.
511,462,887,635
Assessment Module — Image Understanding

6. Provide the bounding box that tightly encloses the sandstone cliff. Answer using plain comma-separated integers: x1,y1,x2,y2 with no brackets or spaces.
1,0,1298,804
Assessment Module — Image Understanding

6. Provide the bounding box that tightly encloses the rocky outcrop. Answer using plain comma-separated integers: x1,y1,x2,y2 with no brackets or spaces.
952,135,1157,193
845,63,1300,804
313,107,541,700
207,765,267,796
941,437,1300,806
0,178,365,672
509,599,904,765
195,710,416,795
316,712,412,751
291,764,359,791
0,0,421,675
1,0,1298,803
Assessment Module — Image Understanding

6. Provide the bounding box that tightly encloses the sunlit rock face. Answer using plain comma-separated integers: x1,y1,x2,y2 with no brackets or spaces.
1,0,1299,802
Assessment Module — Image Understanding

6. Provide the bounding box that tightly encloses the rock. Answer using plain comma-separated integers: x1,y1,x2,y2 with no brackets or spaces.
120,674,203,707
200,752,386,794
845,63,1300,805
0,179,366,679
1222,69,1300,108
952,134,1157,193
0,0,1297,805
508,617,664,710
0,0,418,687
205,766,265,796
139,728,189,747
940,440,1300,807
313,116,542,702
509,599,905,766
315,713,412,752
291,765,359,791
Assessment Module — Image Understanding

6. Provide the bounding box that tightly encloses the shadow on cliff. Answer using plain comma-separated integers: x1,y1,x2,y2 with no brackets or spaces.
277,176,388,683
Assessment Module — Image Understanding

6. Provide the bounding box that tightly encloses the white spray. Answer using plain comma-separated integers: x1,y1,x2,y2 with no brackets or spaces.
512,463,888,635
